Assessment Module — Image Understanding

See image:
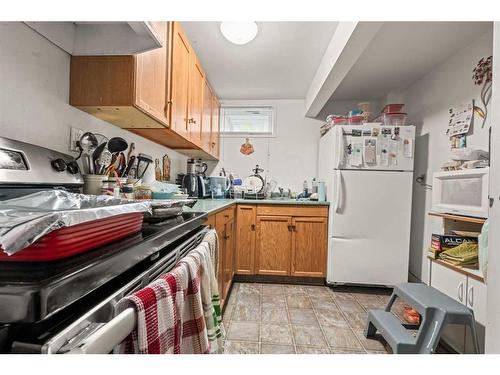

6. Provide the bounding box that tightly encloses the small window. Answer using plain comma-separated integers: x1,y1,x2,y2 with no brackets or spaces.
221,106,275,137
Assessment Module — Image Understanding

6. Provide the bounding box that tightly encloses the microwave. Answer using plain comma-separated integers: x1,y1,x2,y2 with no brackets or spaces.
431,167,489,218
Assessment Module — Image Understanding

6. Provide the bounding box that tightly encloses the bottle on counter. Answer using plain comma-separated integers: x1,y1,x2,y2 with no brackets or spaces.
312,178,318,194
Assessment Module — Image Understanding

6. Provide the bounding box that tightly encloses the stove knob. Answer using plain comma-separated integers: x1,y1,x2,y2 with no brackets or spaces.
51,158,67,172
66,161,80,175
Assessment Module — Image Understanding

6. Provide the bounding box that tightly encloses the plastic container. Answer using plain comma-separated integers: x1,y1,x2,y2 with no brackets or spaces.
357,102,371,113
348,115,364,125
377,113,407,126
0,212,144,262
382,104,405,113
83,174,108,195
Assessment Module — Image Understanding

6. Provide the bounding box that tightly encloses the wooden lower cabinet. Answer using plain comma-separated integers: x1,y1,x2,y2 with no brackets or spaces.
207,205,327,307
211,207,236,307
291,217,327,277
255,216,292,276
235,205,256,274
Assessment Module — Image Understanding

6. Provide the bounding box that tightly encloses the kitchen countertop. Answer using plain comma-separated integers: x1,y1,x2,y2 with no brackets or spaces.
185,198,329,215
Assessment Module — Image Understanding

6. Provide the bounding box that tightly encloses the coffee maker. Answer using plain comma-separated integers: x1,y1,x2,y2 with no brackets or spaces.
181,159,198,198
195,159,211,199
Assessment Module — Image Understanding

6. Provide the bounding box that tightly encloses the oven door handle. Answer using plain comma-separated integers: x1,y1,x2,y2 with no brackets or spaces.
68,308,136,354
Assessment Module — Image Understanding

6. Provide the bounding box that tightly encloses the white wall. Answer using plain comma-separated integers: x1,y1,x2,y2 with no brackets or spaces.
0,22,188,183
486,22,500,354
400,30,493,282
213,99,322,193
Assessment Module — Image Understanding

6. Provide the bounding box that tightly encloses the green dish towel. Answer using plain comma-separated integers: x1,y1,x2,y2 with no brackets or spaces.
440,242,479,266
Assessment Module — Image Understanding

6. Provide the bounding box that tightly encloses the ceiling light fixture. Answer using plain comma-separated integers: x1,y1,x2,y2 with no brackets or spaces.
220,22,258,45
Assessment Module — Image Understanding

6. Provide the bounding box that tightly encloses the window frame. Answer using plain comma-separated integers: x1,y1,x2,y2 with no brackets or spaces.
220,104,277,138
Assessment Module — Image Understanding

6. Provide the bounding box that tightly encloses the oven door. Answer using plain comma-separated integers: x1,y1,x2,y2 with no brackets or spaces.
432,167,489,218
37,226,209,354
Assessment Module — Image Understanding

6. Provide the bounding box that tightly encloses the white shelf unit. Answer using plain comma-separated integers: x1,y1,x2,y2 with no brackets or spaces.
428,212,487,353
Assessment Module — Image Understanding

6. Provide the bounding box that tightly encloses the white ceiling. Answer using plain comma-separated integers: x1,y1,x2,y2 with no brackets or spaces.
182,22,338,100
330,22,493,101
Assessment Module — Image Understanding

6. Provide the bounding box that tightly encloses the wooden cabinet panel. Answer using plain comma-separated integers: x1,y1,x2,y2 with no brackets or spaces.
188,54,204,146
215,221,226,307
215,206,235,226
256,216,291,276
256,205,328,218
170,22,190,139
134,21,168,125
291,217,327,277
224,219,235,298
211,96,220,158
205,214,215,229
201,79,213,152
235,205,256,275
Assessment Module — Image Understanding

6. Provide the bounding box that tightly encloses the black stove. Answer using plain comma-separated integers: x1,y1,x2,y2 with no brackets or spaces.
0,136,208,353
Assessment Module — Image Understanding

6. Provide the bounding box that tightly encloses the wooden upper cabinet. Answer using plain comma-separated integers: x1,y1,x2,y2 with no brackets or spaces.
170,21,191,139
70,21,221,161
134,21,169,125
211,96,221,158
255,216,292,276
201,79,213,152
188,54,204,146
235,205,256,275
291,217,327,277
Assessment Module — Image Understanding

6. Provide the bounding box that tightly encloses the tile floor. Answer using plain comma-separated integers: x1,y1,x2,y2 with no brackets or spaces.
222,282,403,354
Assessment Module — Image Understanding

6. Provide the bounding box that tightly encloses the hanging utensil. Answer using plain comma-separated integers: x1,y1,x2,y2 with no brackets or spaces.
107,137,128,154
126,142,135,165
79,132,98,174
116,152,127,177
97,147,113,175
162,154,171,182
136,153,153,179
122,155,136,178
92,142,107,175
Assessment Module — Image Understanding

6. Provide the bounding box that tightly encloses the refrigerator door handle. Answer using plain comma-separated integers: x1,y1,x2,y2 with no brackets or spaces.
334,126,343,169
333,169,342,213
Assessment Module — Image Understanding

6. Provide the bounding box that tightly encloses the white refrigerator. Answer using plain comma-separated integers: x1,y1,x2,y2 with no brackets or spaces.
318,124,415,286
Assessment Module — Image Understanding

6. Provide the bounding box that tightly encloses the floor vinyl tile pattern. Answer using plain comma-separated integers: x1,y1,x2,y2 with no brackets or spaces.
222,282,393,354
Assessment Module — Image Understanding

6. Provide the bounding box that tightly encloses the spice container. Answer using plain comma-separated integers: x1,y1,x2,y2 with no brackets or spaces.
134,184,152,200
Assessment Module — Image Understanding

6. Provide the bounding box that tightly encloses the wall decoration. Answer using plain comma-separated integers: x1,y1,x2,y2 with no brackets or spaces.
240,137,255,155
472,55,492,128
446,102,473,137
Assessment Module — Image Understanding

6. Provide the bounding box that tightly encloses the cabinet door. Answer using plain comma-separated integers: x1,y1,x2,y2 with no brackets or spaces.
291,217,327,277
134,21,169,125
215,221,225,306
211,96,220,157
255,216,291,276
466,277,487,325
224,219,235,298
430,261,468,352
201,79,212,152
235,205,256,275
188,54,203,146
170,22,190,139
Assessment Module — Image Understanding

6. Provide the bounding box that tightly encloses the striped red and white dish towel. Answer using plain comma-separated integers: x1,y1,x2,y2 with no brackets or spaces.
176,252,210,354
114,273,181,354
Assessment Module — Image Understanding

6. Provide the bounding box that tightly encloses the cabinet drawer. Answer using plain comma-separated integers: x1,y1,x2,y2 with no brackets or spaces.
256,205,328,218
216,206,235,226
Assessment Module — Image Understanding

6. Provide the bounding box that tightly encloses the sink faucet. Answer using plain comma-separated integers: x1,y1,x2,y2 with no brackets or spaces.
279,187,284,198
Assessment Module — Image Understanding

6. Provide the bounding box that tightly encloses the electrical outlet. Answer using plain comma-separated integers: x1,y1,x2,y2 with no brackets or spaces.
70,127,84,152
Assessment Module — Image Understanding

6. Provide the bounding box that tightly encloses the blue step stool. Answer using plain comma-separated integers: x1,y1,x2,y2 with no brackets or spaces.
364,283,480,354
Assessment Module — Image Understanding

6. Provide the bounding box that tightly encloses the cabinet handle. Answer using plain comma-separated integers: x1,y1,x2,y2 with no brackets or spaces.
251,224,255,231
468,285,474,307
287,225,292,232
224,214,229,218
458,282,464,302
